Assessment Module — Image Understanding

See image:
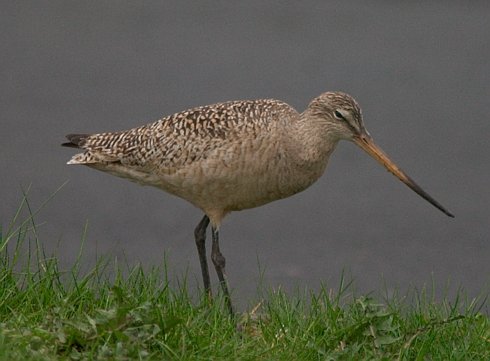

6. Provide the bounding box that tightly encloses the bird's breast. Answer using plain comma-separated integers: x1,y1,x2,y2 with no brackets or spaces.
152,133,331,216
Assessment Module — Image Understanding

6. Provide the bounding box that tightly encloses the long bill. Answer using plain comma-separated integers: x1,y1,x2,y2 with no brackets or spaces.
353,133,454,218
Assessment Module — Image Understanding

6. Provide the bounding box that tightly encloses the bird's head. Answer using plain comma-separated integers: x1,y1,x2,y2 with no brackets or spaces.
307,91,454,218
307,91,366,141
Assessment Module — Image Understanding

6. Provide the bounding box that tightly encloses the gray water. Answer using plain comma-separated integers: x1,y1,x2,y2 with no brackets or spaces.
1,1,489,308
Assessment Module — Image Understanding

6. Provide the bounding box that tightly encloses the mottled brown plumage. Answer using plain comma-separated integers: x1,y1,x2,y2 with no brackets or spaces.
63,91,453,314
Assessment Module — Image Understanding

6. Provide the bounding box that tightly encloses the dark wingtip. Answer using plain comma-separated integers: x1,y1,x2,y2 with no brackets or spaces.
61,133,90,148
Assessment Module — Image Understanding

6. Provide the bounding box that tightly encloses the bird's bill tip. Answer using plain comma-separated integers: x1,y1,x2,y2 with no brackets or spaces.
353,134,454,218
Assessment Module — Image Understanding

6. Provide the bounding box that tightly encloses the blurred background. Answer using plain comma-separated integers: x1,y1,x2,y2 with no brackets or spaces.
1,1,489,309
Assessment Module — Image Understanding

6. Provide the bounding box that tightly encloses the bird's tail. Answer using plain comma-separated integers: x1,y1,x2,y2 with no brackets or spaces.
62,134,90,148
62,133,98,164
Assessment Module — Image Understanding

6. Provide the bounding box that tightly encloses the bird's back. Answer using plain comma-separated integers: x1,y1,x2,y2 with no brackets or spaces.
65,99,312,223
67,99,292,165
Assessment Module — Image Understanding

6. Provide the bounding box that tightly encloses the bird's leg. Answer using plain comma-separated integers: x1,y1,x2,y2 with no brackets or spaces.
211,226,234,315
194,215,211,298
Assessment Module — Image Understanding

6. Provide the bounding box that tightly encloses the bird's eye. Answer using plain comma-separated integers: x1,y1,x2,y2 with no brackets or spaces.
334,110,344,120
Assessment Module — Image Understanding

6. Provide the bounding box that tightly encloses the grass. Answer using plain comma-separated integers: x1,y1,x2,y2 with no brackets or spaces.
0,191,488,360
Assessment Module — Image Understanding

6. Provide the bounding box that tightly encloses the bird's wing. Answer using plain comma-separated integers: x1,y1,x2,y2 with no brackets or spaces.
64,99,296,169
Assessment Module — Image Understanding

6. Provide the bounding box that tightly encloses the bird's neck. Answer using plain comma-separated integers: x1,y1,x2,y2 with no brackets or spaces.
286,111,341,168
269,111,340,196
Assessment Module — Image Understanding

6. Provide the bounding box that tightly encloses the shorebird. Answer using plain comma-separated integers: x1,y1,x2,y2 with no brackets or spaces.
63,91,453,314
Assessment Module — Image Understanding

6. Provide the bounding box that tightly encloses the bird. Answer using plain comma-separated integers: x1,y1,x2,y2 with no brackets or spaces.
63,91,454,314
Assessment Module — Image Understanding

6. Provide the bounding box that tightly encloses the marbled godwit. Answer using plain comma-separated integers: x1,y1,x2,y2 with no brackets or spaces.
63,91,453,314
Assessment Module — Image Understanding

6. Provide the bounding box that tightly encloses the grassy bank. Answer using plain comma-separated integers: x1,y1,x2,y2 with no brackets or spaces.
1,253,488,360
0,194,489,360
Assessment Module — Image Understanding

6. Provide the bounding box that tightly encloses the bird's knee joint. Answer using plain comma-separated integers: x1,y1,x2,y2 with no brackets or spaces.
211,253,226,268
195,232,205,245
194,217,210,242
